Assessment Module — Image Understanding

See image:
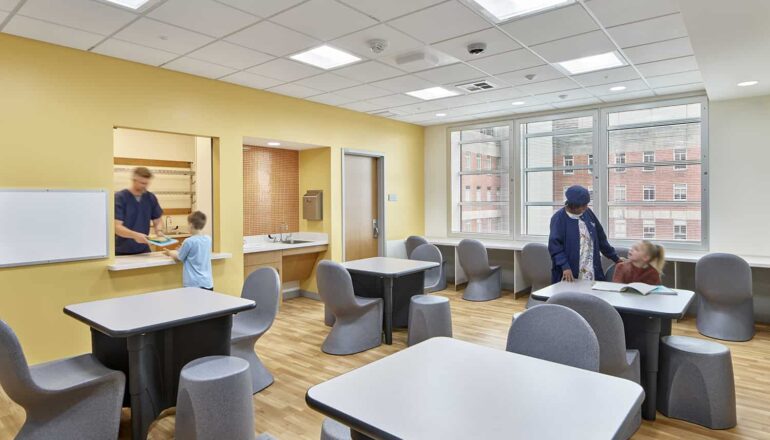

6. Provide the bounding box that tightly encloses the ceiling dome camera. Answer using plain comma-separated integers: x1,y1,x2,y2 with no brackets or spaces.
467,42,487,55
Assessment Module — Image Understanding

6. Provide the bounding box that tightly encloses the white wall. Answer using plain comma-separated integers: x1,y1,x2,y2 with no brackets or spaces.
425,126,448,237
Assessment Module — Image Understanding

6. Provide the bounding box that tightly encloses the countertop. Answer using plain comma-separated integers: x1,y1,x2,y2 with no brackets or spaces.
243,233,328,254
108,251,232,271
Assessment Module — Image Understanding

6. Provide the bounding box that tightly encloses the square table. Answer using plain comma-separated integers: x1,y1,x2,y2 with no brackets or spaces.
531,280,696,421
65,288,255,440
307,337,644,440
342,257,439,344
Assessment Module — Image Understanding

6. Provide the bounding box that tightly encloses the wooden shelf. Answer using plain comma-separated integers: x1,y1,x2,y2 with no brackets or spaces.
114,157,192,169
163,208,191,215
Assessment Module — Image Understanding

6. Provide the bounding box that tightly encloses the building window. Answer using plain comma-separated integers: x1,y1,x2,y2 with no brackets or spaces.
674,221,687,240
674,184,687,201
450,125,510,235
614,152,626,172
588,154,594,174
563,155,574,175
643,185,656,201
614,220,627,239
643,151,655,171
643,220,656,239
614,185,626,201
674,148,687,170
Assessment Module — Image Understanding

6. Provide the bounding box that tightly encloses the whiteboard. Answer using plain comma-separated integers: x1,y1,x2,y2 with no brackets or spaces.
0,189,108,268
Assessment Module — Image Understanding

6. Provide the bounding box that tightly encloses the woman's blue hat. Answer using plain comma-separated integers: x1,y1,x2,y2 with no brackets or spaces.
565,185,590,206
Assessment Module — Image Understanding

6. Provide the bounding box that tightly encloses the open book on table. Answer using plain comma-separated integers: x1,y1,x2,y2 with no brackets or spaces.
592,281,677,296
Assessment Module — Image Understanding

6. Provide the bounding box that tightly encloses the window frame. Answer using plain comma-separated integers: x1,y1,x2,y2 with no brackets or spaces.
673,183,688,201
642,150,656,172
643,184,656,201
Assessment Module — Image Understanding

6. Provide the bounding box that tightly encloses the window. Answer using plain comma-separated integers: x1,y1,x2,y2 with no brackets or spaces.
614,185,626,201
588,154,594,174
643,220,656,239
563,155,574,175
643,151,655,171
674,148,687,170
674,184,687,201
674,221,687,240
450,124,510,235
520,113,594,236
643,185,656,201
614,220,627,238
606,101,704,244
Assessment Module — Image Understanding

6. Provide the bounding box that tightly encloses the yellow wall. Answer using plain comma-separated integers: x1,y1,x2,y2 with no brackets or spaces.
298,147,333,292
0,34,424,363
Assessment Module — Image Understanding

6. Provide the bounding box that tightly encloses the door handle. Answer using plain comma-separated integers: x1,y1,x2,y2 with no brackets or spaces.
372,219,380,239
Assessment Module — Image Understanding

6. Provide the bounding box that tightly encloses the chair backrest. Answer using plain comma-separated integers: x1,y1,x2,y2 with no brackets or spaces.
457,239,490,277
0,320,38,405
405,236,429,258
505,304,600,372
410,243,442,287
546,292,628,376
521,243,552,291
604,263,616,281
696,253,752,302
601,246,629,273
316,260,359,316
238,267,281,334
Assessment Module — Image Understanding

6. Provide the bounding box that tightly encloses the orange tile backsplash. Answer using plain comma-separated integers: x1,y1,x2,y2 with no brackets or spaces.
243,146,299,235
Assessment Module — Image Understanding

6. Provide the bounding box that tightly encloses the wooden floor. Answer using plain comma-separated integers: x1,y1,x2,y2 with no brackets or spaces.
1,288,769,439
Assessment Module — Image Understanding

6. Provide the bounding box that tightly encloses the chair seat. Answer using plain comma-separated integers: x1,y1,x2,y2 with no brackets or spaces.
490,265,501,272
411,294,448,306
321,417,351,440
626,350,639,367
664,335,730,355
30,354,119,392
231,319,268,343
355,296,382,307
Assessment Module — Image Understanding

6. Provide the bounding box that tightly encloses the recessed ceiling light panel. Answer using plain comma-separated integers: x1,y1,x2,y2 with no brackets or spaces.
290,45,361,70
405,87,459,100
435,113,447,117
609,86,626,91
103,0,151,9
467,0,575,23
555,51,626,75
267,142,281,146
737,80,759,87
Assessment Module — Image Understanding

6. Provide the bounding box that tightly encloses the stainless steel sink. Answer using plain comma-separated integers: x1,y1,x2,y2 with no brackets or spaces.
281,239,313,244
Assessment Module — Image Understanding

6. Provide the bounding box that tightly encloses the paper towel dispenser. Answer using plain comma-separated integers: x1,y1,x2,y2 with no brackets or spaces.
303,190,323,221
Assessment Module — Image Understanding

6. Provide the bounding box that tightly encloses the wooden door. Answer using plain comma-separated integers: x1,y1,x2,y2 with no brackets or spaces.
344,155,379,261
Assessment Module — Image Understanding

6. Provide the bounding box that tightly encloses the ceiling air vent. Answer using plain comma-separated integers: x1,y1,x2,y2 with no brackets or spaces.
370,110,398,118
456,79,499,93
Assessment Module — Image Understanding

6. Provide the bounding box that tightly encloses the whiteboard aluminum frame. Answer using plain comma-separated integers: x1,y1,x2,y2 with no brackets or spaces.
0,189,109,268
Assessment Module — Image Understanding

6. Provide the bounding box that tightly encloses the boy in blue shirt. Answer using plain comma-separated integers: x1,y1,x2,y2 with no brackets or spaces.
164,211,213,290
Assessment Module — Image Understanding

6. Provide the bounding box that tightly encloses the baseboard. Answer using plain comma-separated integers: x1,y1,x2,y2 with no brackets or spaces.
282,289,301,300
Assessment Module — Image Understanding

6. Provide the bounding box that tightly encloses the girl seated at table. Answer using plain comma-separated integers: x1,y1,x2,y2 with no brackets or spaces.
612,240,666,285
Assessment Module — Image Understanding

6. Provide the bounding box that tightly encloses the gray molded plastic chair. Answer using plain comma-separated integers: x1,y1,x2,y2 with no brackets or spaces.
317,260,383,355
405,235,429,258
0,320,125,440
232,267,281,394
457,239,501,301
176,356,276,440
407,295,452,346
658,336,736,429
605,263,617,282
601,246,629,274
521,242,552,308
320,417,351,440
695,253,754,341
410,243,446,292
506,304,600,372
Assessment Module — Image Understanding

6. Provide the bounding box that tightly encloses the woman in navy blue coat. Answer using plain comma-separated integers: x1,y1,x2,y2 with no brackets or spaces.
549,185,620,283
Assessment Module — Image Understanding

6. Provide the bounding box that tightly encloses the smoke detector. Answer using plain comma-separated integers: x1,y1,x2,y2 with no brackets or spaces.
368,39,388,55
524,73,536,81
456,79,500,93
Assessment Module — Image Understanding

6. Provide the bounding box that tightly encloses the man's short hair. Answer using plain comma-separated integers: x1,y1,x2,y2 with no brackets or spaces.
188,211,207,230
133,167,153,179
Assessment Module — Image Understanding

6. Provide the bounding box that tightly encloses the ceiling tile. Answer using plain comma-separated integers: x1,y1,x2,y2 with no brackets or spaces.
646,70,703,88
622,37,693,64
306,93,357,106
552,97,602,109
271,0,377,41
518,77,581,95
607,13,688,48
585,0,680,28
337,0,444,21
17,0,136,36
414,63,487,85
499,4,598,46
430,93,485,108
92,38,178,66
388,1,490,44
0,11,6,21
225,21,319,56
215,0,305,17
330,24,422,60
530,30,615,63
371,74,436,93
512,103,556,114
0,0,19,12
335,84,392,101
572,65,640,86
468,49,543,75
430,28,520,62
163,56,237,79
496,64,565,86
653,82,705,96
246,58,323,81
188,41,272,70
378,46,460,72
366,94,422,108
292,72,360,92
533,88,593,103
220,71,283,89
268,83,323,98
114,18,214,54
599,89,654,102
391,100,446,114
636,56,698,78
341,101,382,112
3,15,103,50
586,78,648,95
333,60,405,82
472,86,527,102
148,0,258,38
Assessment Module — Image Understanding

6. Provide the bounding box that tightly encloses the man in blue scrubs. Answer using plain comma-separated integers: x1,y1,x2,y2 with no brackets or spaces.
115,167,164,255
